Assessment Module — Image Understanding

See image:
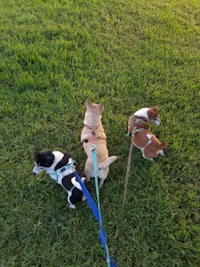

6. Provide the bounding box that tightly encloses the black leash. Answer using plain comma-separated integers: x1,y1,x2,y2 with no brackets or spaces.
114,137,133,264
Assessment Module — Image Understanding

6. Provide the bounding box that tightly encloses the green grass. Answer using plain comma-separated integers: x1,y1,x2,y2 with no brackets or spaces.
0,0,199,266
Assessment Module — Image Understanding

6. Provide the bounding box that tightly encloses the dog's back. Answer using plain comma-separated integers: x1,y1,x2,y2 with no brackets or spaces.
133,130,168,160
81,100,118,186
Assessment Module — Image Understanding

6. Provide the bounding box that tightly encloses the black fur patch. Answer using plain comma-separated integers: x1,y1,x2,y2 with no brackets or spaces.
34,151,54,167
55,154,71,170
61,172,84,204
61,173,75,190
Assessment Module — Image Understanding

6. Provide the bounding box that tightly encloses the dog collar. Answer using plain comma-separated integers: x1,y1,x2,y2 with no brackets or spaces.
84,124,99,130
129,116,149,136
82,127,106,143
82,124,106,143
84,124,97,137
133,115,148,122
82,135,106,143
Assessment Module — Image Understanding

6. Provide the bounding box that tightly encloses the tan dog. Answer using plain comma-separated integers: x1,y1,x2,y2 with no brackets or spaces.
81,100,118,187
127,106,168,161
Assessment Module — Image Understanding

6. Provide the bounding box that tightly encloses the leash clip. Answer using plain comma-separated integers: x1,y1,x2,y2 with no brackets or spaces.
91,144,96,152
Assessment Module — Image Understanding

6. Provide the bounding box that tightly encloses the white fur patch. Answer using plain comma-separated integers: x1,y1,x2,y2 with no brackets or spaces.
49,151,64,170
33,163,45,174
134,108,149,119
146,134,152,140
153,119,161,126
71,177,82,191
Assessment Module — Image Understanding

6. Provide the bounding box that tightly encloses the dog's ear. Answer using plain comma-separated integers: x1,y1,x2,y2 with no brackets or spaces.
151,105,159,113
34,151,40,160
85,99,92,107
98,103,104,113
148,106,159,119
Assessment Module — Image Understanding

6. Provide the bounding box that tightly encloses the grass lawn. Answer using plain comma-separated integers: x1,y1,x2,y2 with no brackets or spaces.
0,0,199,266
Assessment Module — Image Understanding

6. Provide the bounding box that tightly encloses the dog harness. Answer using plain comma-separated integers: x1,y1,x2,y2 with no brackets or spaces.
131,115,149,135
82,125,106,143
48,159,76,185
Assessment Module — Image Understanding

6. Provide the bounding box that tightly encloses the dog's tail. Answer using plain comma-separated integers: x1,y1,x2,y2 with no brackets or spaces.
158,142,168,149
98,156,118,169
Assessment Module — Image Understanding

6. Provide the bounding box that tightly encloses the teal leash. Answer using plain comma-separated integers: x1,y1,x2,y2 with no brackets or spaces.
74,145,116,267
91,144,112,267
91,145,102,224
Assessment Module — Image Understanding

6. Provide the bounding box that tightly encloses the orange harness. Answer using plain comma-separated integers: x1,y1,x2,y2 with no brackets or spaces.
82,125,106,143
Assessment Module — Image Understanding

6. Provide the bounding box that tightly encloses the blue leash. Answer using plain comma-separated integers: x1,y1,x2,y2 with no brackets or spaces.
74,145,116,267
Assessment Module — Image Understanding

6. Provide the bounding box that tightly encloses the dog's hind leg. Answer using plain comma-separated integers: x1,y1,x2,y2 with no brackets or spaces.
67,191,76,209
143,155,154,161
141,148,154,161
98,167,109,187
84,158,94,182
142,151,154,161
99,178,105,188
68,203,76,209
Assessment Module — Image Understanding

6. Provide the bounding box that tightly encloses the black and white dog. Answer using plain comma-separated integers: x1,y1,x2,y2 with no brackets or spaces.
33,151,88,209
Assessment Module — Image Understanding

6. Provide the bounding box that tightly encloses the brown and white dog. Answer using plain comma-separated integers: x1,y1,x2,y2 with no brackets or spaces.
81,100,118,187
127,106,168,161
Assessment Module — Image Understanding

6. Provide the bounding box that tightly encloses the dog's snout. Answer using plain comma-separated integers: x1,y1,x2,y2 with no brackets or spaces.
154,119,161,126
32,171,37,176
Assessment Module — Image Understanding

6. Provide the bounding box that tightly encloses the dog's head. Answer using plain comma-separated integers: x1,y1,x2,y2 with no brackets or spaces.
33,151,71,175
147,106,161,126
85,100,104,115
33,151,55,175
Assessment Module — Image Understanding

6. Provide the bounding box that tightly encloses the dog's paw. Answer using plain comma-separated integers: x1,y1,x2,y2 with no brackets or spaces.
99,179,105,188
69,204,76,209
125,132,132,137
144,157,154,162
159,150,165,156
